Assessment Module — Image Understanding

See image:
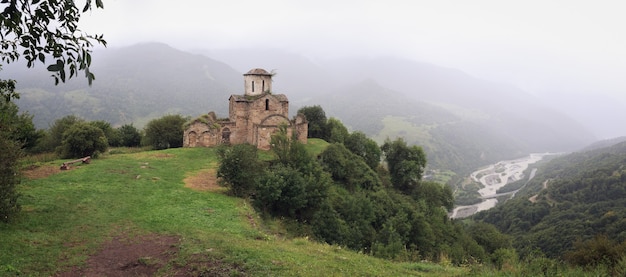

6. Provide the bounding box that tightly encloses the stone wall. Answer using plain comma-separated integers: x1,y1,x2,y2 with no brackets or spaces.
184,68,307,150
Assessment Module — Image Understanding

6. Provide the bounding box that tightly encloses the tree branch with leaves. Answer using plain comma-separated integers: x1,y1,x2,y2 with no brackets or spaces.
1,0,106,85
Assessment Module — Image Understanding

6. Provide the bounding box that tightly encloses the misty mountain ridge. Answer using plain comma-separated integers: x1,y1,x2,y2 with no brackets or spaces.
7,42,597,172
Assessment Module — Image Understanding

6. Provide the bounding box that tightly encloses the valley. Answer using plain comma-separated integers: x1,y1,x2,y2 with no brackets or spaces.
451,153,547,218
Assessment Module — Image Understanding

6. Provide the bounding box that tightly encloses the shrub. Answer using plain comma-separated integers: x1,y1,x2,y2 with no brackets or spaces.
60,122,108,158
217,144,265,197
143,114,187,150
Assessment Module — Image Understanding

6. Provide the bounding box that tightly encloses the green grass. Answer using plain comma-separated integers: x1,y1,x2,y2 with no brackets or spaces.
373,116,433,145
1,147,466,276
305,138,329,156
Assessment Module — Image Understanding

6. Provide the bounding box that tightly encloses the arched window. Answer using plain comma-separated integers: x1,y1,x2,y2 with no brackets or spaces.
265,99,270,110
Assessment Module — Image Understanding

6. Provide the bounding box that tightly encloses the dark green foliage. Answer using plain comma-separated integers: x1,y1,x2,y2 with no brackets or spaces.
37,115,84,153
319,143,381,191
259,128,332,220
60,122,108,158
414,181,454,212
476,141,626,260
297,105,327,139
345,131,381,169
255,164,330,221
0,95,41,150
0,81,21,222
256,165,308,217
217,144,265,197
117,124,142,147
269,124,306,167
143,114,187,150
564,235,626,271
465,222,512,255
0,0,106,84
0,133,21,223
0,77,18,102
215,115,494,264
326,117,349,144
89,120,122,147
381,138,427,193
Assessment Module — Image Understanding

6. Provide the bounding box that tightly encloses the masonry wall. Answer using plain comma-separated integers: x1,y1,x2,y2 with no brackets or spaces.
187,91,307,149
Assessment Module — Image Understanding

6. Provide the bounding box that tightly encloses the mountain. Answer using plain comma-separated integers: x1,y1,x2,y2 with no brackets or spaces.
7,43,595,173
474,141,626,258
309,79,525,172
320,57,596,152
8,43,242,128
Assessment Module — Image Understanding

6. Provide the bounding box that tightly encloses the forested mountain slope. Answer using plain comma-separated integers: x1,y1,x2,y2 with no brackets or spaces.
474,141,626,258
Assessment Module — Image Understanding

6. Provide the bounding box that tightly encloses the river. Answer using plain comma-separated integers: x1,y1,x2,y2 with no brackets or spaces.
450,153,549,219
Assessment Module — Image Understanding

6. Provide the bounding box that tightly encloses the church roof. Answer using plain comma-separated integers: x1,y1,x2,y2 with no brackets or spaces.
244,68,272,76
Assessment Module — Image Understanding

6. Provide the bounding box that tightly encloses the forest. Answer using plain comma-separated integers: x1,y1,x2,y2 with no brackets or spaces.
474,140,626,271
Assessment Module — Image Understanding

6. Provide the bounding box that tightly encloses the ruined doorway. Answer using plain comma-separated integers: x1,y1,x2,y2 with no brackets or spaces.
221,128,231,144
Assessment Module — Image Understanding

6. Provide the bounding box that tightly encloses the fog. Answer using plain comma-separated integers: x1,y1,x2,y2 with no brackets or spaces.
81,0,626,139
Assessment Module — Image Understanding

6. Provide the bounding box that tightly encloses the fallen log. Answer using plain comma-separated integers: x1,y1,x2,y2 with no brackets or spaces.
60,156,91,170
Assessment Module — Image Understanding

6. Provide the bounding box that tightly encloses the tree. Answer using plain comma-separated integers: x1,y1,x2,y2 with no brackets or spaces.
345,131,381,169
37,115,83,153
90,120,121,147
319,143,381,191
381,138,427,193
60,121,108,158
270,123,311,169
297,105,327,139
117,124,141,147
216,144,265,197
0,90,21,222
0,131,20,223
143,114,187,150
1,0,105,223
326,117,349,144
1,0,106,84
0,95,40,150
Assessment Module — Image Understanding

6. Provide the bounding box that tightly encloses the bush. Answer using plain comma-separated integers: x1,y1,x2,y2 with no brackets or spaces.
564,235,626,271
217,144,265,197
118,124,142,147
143,114,187,150
60,122,108,158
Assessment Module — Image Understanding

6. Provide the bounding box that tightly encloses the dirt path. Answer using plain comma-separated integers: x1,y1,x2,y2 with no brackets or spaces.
184,168,225,192
528,179,550,203
56,234,180,277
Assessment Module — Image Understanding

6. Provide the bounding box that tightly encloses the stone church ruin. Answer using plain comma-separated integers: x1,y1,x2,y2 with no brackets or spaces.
183,68,308,150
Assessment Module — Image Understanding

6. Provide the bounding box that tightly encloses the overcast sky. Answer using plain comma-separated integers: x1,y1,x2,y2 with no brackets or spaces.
81,0,626,138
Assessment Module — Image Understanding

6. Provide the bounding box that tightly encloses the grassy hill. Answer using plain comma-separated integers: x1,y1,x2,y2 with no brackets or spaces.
1,145,466,276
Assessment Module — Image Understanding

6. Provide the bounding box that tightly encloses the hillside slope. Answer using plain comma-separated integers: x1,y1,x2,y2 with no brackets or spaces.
1,147,464,276
474,141,626,258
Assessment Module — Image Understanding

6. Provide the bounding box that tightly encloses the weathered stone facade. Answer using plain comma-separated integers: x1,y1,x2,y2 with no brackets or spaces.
183,68,307,150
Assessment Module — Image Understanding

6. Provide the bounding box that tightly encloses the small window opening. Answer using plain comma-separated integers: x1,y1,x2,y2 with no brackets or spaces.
251,81,255,92
265,99,270,110
262,80,265,92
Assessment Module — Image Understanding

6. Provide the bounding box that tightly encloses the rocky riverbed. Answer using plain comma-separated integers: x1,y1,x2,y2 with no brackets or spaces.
450,153,548,218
